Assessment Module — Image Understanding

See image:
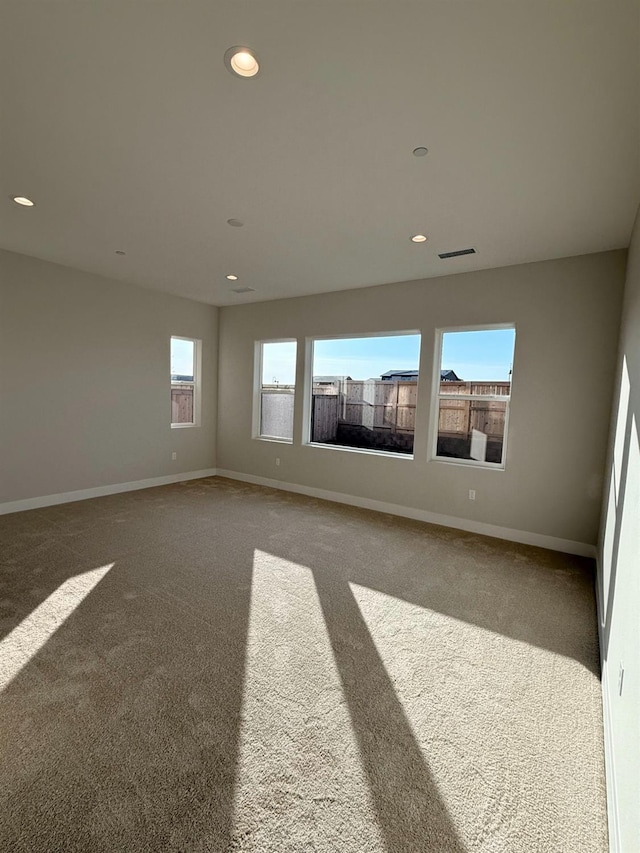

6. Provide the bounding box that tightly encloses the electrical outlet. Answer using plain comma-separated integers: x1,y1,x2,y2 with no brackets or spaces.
275,457,281,467
618,662,625,696
468,489,476,501
171,452,177,461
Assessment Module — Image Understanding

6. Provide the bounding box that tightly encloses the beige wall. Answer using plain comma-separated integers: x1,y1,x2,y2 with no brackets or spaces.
0,250,217,504
597,210,640,851
218,251,626,546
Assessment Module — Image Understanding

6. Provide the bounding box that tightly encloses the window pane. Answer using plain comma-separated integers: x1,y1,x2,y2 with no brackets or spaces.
435,328,514,465
171,337,196,425
310,334,421,455
259,341,296,440
437,399,507,464
171,338,194,382
439,328,515,394
172,383,194,424
260,391,294,439
261,341,296,386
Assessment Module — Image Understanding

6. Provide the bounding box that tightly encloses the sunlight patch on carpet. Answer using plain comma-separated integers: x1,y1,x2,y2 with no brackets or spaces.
229,549,383,850
349,580,604,850
0,563,114,691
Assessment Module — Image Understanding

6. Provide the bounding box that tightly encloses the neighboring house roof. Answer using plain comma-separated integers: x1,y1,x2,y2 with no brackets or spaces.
380,369,462,381
440,369,461,381
313,375,352,382
171,374,194,382
380,369,420,380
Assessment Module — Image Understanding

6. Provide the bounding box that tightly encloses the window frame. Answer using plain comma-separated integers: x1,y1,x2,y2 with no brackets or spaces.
303,329,421,459
429,323,515,471
253,338,297,443
170,335,202,429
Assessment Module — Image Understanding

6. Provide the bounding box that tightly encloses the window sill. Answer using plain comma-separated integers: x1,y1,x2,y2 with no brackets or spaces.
171,423,200,429
430,455,505,471
254,435,293,444
305,442,414,461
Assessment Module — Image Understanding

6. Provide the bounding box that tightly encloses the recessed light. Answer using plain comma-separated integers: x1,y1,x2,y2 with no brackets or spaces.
226,274,238,281
412,147,429,157
232,286,256,294
224,46,260,78
115,250,126,255
12,196,35,207
227,218,244,227
410,234,428,243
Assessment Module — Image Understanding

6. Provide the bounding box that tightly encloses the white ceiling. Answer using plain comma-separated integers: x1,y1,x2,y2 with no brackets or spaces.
1,1,639,306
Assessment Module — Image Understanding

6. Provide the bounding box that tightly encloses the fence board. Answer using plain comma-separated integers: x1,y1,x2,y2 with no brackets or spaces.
438,399,506,439
310,379,508,441
439,381,511,396
171,384,194,424
261,391,294,439
312,395,339,442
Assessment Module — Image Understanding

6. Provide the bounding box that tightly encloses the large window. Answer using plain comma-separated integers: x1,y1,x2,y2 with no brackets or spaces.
171,336,201,427
255,340,297,441
431,326,515,468
307,333,421,456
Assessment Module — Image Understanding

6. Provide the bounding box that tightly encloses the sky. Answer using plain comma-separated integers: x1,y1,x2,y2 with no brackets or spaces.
313,335,421,381
262,329,515,385
170,337,194,378
441,329,515,381
262,341,298,385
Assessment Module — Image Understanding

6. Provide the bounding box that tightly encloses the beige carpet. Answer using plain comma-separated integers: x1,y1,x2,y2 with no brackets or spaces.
0,477,607,852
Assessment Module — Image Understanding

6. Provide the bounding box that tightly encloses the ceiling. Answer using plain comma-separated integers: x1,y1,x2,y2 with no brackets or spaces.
1,1,639,306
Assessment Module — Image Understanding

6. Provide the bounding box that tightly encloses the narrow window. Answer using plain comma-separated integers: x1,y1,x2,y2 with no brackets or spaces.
171,336,201,427
432,326,515,468
255,340,297,442
307,333,421,456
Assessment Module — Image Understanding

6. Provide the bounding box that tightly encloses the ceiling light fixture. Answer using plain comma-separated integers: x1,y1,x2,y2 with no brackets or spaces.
226,274,238,281
224,46,260,78
410,234,428,243
12,196,35,207
412,147,429,157
227,218,244,227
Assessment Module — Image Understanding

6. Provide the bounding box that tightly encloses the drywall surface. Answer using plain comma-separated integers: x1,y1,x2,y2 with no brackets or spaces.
218,251,626,546
0,250,217,503
598,210,640,851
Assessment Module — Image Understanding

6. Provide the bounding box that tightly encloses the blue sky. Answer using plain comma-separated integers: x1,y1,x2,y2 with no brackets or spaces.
313,335,421,381
262,330,515,384
441,329,515,381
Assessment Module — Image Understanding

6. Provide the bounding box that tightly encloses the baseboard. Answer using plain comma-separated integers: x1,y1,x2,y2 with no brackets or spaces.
215,469,596,558
595,552,620,853
2,464,595,556
0,468,218,516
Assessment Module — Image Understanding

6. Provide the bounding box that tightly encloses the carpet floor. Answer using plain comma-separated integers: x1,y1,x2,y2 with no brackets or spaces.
0,477,607,852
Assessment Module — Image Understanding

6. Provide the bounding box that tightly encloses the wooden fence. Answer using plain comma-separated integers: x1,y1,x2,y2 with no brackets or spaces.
171,384,194,424
311,379,510,441
343,380,417,432
312,380,417,437
260,389,295,439
438,381,511,397
437,382,509,440
312,395,339,441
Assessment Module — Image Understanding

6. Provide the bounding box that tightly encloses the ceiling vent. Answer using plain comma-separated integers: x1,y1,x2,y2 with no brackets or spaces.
438,248,476,259
232,286,256,293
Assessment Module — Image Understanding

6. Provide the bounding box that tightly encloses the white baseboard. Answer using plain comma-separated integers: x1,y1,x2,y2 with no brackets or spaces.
594,552,620,853
0,468,218,516
215,469,596,558
3,465,596,558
